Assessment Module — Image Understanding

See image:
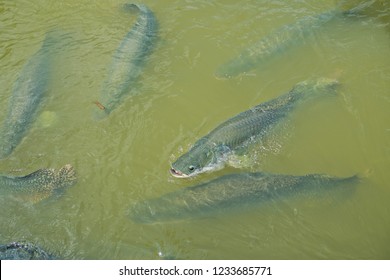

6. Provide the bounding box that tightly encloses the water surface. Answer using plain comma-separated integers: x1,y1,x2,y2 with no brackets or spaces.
0,0,389,259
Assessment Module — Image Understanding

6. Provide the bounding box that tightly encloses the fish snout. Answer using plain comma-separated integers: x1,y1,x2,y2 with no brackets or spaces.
169,167,189,178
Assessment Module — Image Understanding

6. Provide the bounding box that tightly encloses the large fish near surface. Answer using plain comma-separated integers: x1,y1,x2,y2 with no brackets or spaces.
131,172,359,223
0,164,77,203
0,241,54,260
0,32,59,159
93,4,158,119
215,8,346,79
170,78,338,178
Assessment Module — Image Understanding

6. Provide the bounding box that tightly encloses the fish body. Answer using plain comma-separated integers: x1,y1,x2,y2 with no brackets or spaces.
94,4,158,119
131,172,359,223
0,33,57,159
170,78,338,178
215,9,339,79
0,164,77,203
0,241,54,260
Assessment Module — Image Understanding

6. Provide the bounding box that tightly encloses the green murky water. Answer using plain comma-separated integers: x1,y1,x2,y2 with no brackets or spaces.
0,0,389,259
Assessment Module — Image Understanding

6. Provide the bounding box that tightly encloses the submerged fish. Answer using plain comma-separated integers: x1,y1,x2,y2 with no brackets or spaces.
215,8,345,79
170,78,338,178
94,4,158,119
0,241,54,260
0,164,77,203
0,32,59,159
131,172,359,224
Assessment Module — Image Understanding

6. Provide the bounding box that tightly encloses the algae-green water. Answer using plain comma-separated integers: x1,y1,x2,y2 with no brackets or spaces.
0,0,389,259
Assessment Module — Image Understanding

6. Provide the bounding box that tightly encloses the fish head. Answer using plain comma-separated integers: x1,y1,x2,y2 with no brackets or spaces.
315,77,340,91
170,162,200,178
170,141,216,178
294,77,340,93
214,63,237,80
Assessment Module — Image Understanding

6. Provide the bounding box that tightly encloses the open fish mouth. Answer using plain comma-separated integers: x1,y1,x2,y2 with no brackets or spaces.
170,168,189,178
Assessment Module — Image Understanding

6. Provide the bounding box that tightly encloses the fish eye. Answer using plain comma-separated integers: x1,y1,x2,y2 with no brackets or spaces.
188,165,195,171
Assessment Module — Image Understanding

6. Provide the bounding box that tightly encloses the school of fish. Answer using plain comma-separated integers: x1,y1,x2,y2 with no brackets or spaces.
0,2,374,259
